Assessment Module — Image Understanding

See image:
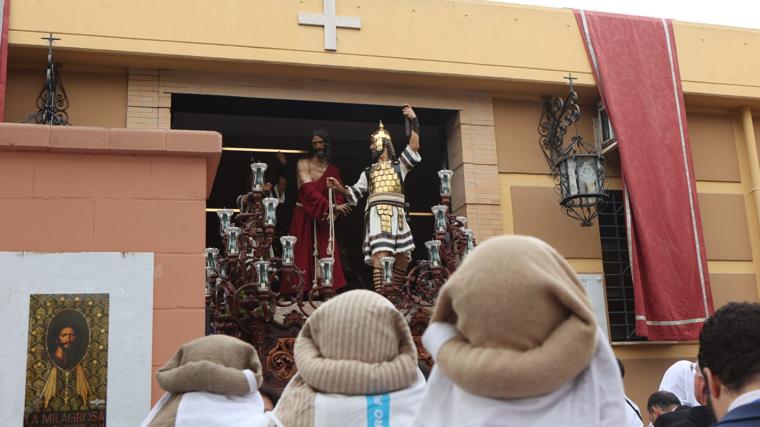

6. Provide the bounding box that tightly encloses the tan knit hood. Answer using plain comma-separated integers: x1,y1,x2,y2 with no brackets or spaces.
431,235,598,399
148,334,263,427
274,290,418,427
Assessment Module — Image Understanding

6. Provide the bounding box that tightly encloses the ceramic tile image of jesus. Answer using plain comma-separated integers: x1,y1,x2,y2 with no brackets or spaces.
47,310,89,371
23,294,109,427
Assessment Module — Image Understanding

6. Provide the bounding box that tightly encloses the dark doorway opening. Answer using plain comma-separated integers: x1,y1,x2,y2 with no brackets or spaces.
172,94,456,291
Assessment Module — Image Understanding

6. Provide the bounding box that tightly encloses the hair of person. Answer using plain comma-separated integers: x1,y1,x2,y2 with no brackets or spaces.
647,390,681,411
308,128,333,162
617,357,625,379
698,302,760,392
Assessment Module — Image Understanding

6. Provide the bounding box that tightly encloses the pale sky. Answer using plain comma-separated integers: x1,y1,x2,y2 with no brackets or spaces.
490,0,760,30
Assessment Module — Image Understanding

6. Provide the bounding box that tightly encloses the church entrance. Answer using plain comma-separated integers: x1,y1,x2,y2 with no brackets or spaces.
171,94,456,291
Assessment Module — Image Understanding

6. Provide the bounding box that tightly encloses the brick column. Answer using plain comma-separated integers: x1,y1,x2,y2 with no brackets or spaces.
447,92,503,241
127,69,170,129
0,124,221,402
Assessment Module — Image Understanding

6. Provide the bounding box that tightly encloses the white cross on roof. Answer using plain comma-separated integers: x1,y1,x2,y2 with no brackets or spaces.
298,0,361,51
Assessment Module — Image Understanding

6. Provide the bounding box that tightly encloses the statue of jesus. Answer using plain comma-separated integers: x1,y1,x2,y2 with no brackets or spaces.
287,129,352,293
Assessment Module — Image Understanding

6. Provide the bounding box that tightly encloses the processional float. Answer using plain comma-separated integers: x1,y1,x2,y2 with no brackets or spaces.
205,162,475,389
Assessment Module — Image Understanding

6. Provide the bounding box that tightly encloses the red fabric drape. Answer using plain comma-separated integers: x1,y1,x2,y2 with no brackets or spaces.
573,11,713,340
0,0,10,122
286,164,347,293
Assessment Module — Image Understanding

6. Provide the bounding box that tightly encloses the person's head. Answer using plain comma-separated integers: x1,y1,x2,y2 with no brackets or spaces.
57,326,77,349
691,361,708,406
698,302,760,419
295,290,417,394
647,391,681,424
429,235,598,399
309,129,332,162
274,291,419,427
369,121,396,162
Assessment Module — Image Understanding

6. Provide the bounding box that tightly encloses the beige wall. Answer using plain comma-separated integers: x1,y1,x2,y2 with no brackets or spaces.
494,97,760,411
0,124,221,402
5,67,127,127
7,1,760,101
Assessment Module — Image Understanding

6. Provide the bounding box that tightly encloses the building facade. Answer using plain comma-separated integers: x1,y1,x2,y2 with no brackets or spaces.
4,0,760,411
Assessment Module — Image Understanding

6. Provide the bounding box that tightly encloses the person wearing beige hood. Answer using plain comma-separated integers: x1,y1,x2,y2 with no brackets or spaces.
139,334,270,427
270,290,425,427
414,235,627,426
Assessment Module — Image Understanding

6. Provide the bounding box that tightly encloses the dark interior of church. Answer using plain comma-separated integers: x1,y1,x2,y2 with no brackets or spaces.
171,94,457,291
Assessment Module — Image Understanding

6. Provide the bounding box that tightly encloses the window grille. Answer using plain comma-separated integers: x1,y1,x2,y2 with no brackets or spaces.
598,190,645,341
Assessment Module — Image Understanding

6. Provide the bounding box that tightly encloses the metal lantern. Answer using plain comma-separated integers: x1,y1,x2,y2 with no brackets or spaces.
319,258,335,288
431,205,449,233
225,226,242,256
254,260,271,292
538,73,608,226
425,240,442,267
217,209,234,237
380,256,395,285
280,236,297,266
263,197,279,226
556,151,607,225
437,169,454,197
251,162,268,192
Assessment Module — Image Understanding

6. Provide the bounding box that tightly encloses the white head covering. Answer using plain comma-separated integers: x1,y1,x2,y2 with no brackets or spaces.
413,322,628,427
659,360,698,406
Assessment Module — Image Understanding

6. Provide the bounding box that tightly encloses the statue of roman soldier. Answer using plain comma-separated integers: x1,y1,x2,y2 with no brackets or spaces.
328,104,421,292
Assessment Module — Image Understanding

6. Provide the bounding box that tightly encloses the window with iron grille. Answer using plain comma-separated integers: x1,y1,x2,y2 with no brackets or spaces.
598,190,646,341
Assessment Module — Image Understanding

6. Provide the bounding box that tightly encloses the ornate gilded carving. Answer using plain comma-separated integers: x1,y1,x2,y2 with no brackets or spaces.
267,338,297,382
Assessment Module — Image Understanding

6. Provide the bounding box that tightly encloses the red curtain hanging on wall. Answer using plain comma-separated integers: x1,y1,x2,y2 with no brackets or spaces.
573,10,713,340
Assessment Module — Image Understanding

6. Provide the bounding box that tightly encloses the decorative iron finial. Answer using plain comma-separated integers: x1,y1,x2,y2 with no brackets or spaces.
23,33,70,125
42,33,61,49
563,73,577,92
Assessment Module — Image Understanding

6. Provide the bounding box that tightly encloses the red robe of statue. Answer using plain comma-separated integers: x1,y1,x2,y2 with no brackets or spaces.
286,164,347,293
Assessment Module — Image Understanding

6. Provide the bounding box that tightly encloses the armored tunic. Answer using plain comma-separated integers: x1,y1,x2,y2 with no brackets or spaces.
346,145,421,264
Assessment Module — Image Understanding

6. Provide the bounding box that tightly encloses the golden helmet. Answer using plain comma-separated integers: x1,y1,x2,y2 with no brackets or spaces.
371,121,392,152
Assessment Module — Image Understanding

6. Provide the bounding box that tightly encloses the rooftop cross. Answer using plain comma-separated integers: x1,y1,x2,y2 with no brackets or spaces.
41,33,61,51
564,72,578,91
298,0,361,51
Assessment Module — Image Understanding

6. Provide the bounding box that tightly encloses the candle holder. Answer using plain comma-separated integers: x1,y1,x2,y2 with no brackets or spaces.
380,256,395,286
438,169,453,198
216,209,234,237
463,228,475,257
280,236,297,266
205,248,219,276
254,260,271,292
246,236,257,259
425,240,442,267
432,205,449,233
319,258,335,288
263,197,279,227
251,162,268,192
225,226,242,257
